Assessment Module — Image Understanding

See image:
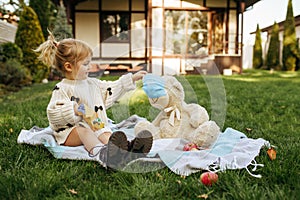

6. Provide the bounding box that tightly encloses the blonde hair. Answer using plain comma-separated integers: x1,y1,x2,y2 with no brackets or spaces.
34,30,92,74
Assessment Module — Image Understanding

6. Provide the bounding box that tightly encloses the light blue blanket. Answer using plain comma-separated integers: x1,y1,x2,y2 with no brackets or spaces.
17,124,269,177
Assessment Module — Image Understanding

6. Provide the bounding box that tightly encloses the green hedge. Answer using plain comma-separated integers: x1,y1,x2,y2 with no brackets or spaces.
0,59,32,87
0,42,23,62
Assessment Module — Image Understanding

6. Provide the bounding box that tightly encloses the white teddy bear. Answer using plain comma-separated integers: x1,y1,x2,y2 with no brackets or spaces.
134,74,220,149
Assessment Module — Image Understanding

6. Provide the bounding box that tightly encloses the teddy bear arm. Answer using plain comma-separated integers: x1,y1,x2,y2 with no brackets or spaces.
186,104,209,127
187,104,209,119
190,121,220,148
151,111,165,127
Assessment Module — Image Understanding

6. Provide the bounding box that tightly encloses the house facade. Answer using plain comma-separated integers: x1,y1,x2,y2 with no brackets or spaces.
60,0,260,75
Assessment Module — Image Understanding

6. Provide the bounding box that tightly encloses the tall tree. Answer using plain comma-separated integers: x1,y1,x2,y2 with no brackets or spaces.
252,24,263,69
29,0,56,39
15,5,49,83
53,1,73,40
296,40,300,71
266,22,280,70
282,0,297,71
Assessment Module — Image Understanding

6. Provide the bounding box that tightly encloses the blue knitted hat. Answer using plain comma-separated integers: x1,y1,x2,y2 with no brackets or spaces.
142,74,166,98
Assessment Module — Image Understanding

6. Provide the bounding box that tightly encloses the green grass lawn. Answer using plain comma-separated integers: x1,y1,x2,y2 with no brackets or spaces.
0,70,299,199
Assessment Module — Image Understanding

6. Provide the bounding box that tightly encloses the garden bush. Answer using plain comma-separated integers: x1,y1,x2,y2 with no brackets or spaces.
282,0,297,71
0,59,32,87
253,24,263,69
266,22,280,70
0,42,23,62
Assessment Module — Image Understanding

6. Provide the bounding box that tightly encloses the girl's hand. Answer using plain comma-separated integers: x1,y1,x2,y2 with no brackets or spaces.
74,103,80,115
132,70,147,82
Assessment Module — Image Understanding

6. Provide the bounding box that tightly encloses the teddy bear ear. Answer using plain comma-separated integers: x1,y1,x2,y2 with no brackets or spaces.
163,76,185,100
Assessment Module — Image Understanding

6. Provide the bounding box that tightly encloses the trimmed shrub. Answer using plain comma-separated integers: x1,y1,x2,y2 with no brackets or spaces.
266,22,280,70
0,59,32,87
252,24,263,69
0,42,23,62
296,40,300,71
282,0,297,71
15,6,49,83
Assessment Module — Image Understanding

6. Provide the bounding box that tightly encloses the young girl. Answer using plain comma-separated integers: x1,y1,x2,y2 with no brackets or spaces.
34,31,153,169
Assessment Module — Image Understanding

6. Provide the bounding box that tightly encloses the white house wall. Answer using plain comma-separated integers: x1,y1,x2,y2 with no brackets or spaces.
163,58,181,75
151,8,164,57
76,0,98,10
75,12,100,57
131,28,146,58
101,43,130,57
151,7,166,75
131,14,146,57
151,58,163,75
181,0,205,8
102,0,129,10
132,0,145,10
163,0,181,7
0,20,17,44
206,0,227,7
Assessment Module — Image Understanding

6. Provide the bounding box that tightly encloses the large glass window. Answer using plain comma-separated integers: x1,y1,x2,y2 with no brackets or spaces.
101,13,130,42
165,10,208,56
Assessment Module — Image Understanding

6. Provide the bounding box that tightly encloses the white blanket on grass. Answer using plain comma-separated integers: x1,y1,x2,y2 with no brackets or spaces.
17,116,270,177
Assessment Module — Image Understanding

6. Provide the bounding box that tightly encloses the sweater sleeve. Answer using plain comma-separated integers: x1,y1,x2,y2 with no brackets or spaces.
98,73,136,108
47,86,82,131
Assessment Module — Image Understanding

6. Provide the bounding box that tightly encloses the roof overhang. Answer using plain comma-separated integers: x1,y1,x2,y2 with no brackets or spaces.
244,0,261,8
234,0,261,13
59,0,262,9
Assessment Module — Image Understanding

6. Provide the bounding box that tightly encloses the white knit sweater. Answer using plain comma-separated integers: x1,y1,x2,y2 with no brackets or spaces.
47,73,136,139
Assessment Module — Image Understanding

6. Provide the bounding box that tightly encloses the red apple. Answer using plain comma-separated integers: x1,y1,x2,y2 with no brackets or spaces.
200,172,218,186
190,148,198,151
183,142,198,151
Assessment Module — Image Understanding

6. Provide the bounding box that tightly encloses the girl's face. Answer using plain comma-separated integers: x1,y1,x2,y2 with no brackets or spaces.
72,56,91,80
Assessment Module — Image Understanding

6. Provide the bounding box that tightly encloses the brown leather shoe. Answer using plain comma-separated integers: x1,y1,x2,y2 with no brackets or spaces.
107,131,129,169
128,130,153,154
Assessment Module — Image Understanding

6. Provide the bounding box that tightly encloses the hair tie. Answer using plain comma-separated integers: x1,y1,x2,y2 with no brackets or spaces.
53,41,59,48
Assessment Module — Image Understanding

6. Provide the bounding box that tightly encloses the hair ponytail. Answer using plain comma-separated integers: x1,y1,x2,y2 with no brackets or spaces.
34,30,58,67
35,29,93,75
